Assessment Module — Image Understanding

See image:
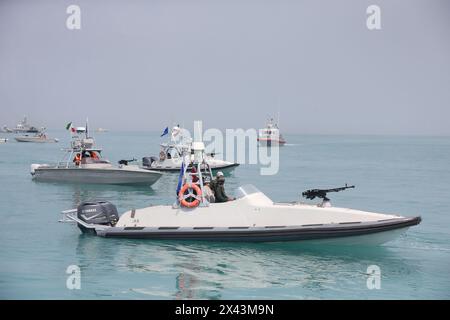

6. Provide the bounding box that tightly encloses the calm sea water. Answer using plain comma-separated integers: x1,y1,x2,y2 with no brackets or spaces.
0,130,449,299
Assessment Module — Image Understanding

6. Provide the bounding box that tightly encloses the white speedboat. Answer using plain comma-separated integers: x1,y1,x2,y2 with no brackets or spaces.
258,118,286,146
0,138,7,143
62,128,421,245
143,143,239,174
33,161,162,185
62,185,420,244
15,131,58,143
142,125,239,174
31,124,162,186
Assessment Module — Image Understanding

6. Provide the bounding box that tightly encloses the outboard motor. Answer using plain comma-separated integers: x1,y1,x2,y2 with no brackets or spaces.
30,164,41,175
142,156,157,168
77,201,119,234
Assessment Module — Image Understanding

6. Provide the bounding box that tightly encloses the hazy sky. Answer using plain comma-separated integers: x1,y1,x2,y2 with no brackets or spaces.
1,0,449,134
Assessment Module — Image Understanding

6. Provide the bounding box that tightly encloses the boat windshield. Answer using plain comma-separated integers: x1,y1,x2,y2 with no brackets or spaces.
167,146,180,158
235,184,261,199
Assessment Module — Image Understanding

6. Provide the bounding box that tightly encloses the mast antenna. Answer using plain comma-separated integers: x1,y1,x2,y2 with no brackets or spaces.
277,97,281,128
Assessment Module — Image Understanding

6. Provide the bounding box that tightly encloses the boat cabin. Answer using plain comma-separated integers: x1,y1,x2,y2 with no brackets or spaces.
77,149,108,165
160,144,184,161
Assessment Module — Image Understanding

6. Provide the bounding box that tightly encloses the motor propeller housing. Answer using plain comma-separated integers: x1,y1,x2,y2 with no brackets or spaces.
77,201,119,234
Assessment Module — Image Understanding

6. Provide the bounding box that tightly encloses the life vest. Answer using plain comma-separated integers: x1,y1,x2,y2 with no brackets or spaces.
178,183,202,208
74,154,81,166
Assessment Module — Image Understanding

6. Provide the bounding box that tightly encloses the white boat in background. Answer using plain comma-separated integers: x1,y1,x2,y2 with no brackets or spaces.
0,138,7,143
95,128,109,133
258,118,286,146
7,116,40,133
31,123,162,186
2,126,13,133
15,131,58,143
142,125,239,174
62,122,421,245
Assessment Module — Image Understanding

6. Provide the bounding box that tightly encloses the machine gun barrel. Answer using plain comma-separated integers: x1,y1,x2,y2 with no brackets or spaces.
325,184,355,193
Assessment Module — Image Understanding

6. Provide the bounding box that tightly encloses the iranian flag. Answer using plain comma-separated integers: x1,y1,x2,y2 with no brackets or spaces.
65,122,75,132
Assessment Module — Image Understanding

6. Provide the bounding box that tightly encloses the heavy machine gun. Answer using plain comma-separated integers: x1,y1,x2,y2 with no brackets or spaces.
302,184,355,202
118,158,137,166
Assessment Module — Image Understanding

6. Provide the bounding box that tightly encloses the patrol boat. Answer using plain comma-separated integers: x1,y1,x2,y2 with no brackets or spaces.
15,130,59,143
31,124,162,185
142,125,239,174
61,122,421,245
257,118,286,146
7,116,40,133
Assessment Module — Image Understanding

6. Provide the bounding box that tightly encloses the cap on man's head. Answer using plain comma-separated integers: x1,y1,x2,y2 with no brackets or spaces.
216,171,224,177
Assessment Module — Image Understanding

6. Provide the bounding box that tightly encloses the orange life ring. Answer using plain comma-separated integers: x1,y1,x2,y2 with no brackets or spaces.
178,183,202,208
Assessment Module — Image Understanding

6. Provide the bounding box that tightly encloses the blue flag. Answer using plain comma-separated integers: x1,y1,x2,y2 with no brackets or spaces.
160,127,169,137
176,161,185,196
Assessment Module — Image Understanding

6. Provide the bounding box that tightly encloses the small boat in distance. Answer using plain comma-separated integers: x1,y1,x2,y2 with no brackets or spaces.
95,128,109,133
2,126,13,133
31,122,162,185
15,130,59,143
6,116,40,133
0,138,7,143
257,118,286,146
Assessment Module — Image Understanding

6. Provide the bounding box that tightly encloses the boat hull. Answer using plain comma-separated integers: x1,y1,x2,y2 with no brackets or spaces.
32,167,162,185
13,129,39,133
145,163,239,174
15,137,57,143
91,216,420,244
257,138,286,146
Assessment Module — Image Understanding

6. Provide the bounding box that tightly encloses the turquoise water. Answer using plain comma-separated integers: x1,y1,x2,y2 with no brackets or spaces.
0,131,449,299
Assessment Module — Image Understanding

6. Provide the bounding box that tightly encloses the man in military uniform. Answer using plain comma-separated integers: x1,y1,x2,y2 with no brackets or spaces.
210,171,235,203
